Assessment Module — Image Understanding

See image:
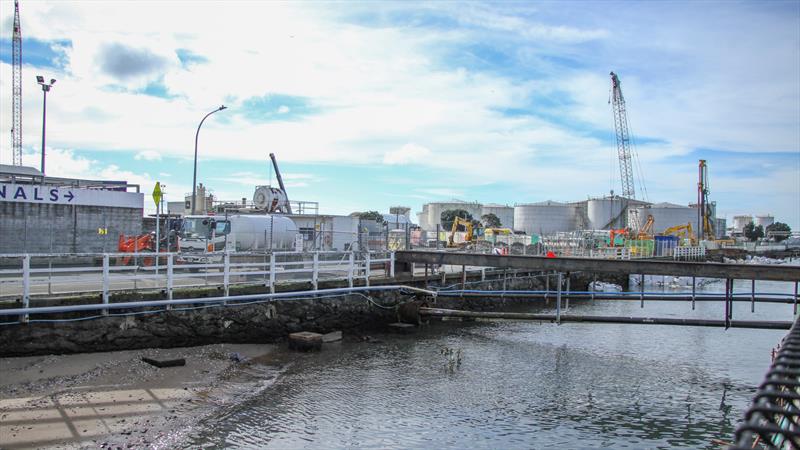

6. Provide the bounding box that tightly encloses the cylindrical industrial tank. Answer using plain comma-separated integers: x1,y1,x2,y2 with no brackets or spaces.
732,215,752,233
587,197,626,230
514,201,577,235
631,203,699,235
229,215,298,250
481,204,514,229
755,215,774,229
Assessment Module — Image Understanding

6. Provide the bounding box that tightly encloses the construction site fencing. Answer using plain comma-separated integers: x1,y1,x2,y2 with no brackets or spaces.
0,250,395,321
673,246,706,261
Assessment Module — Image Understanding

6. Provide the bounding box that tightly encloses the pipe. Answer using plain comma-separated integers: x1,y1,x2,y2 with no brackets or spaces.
418,307,793,330
0,285,437,317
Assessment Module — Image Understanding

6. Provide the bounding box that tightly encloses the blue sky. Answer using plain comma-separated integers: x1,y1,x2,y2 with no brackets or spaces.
0,0,798,228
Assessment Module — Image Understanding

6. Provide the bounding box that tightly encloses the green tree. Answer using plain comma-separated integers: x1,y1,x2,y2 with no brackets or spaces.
481,213,502,228
766,222,792,242
743,222,764,241
441,209,473,230
358,211,384,224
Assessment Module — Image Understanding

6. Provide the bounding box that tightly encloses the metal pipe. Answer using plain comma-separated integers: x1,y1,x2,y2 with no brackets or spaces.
556,272,562,324
0,285,438,317
418,307,792,330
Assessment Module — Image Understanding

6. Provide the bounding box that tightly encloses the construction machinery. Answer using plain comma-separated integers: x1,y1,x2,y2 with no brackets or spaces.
447,217,475,248
661,223,696,245
10,1,23,165
269,153,291,213
118,233,156,266
608,228,628,246
697,159,715,241
635,214,655,240
609,72,637,200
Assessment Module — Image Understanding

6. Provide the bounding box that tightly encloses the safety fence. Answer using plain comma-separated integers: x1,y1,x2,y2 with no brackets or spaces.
732,314,800,449
0,251,395,317
673,246,706,261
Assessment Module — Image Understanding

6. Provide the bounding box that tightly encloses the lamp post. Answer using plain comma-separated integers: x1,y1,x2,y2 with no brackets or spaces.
36,76,56,175
191,105,226,215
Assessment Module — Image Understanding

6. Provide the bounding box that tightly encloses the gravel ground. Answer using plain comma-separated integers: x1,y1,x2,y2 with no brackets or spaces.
0,343,281,449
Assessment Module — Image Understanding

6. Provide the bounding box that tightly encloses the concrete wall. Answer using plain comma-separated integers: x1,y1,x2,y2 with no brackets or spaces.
0,202,142,253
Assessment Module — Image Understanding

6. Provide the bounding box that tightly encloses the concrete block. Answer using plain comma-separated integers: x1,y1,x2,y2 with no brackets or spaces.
322,331,342,343
288,331,323,351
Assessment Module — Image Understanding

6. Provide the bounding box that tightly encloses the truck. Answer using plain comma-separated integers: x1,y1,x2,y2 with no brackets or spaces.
178,214,298,263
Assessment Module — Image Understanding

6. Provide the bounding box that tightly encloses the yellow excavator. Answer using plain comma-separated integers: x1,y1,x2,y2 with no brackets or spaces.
636,215,655,240
447,217,475,248
660,222,696,245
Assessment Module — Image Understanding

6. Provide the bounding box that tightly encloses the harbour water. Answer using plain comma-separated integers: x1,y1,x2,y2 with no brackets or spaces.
183,278,797,449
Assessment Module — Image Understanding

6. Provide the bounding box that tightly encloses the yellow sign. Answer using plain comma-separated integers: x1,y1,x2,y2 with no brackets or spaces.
98,227,107,235
152,182,162,207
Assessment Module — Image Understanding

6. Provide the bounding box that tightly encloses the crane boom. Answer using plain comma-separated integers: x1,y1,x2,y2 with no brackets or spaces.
11,0,23,166
269,153,292,214
609,71,635,199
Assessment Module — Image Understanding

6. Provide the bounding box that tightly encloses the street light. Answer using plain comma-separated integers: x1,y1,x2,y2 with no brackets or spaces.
37,76,56,174
191,105,227,215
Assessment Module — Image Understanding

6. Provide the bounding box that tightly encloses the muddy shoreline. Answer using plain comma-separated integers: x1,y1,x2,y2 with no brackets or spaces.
0,343,285,449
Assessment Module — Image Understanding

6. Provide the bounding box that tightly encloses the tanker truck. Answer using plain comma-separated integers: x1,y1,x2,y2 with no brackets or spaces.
178,214,298,263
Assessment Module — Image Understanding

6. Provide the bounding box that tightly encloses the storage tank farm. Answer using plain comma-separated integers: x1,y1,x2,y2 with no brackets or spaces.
514,201,579,235
755,215,774,229
733,215,753,233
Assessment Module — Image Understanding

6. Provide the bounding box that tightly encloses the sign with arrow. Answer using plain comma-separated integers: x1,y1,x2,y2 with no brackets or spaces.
0,183,143,208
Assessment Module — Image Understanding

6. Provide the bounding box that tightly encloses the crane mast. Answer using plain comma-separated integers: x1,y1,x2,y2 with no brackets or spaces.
11,0,23,166
697,159,714,240
609,71,635,199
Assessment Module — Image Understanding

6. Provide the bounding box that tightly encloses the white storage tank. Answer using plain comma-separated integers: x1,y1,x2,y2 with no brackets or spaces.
755,215,774,229
229,214,298,250
419,200,483,231
514,201,578,235
629,203,699,235
587,197,627,229
732,215,752,233
481,203,514,229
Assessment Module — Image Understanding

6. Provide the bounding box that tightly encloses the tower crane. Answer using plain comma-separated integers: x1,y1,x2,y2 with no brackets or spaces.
10,0,23,166
609,72,636,199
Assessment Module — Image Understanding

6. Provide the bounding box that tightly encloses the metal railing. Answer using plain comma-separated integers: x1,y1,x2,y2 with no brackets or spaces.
732,315,800,449
673,246,706,261
0,250,395,322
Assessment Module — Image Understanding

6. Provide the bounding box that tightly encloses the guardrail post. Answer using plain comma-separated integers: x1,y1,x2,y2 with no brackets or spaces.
794,281,798,316
167,253,174,301
223,251,230,297
348,251,354,288
640,273,645,308
565,273,570,310
389,251,395,278
102,254,110,315
544,271,549,303
691,276,696,310
269,253,276,294
481,268,485,281
312,251,319,290
750,279,755,313
365,251,371,287
591,274,596,303
21,255,30,323
556,272,562,324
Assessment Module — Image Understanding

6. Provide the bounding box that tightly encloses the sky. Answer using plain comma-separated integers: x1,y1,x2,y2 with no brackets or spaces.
0,0,798,229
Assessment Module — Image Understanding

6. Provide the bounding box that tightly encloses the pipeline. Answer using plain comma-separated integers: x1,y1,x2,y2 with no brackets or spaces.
416,307,793,330
0,285,437,318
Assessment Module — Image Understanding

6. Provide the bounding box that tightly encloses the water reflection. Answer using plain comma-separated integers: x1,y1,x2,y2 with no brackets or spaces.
184,279,797,449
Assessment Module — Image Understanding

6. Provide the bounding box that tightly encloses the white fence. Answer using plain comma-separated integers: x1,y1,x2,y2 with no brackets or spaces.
673,246,706,261
0,250,395,311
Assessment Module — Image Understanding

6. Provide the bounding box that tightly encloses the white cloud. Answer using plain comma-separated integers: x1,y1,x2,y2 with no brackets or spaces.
383,143,432,165
134,150,162,161
277,105,290,114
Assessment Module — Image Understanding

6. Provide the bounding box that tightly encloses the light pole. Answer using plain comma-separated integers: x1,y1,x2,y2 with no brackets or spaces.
191,105,227,215
36,76,56,174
